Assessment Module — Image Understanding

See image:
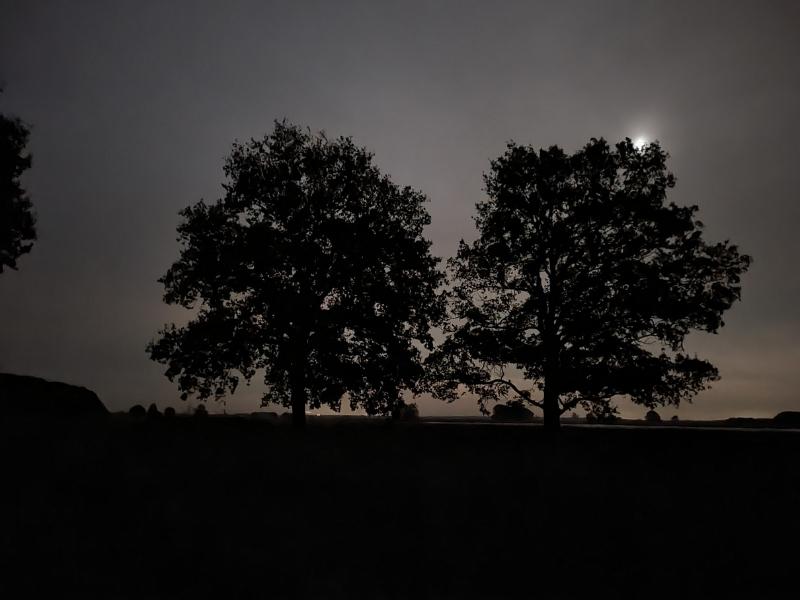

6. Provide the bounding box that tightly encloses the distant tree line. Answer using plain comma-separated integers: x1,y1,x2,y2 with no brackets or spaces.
148,121,750,430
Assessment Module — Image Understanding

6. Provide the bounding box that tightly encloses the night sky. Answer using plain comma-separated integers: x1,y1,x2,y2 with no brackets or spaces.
1,1,798,418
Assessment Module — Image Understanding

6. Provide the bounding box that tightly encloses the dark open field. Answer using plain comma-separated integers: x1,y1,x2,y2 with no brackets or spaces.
3,415,799,598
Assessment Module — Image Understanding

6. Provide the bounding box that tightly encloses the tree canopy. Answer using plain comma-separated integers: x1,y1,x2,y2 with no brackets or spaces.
149,122,443,426
426,138,750,430
0,104,36,273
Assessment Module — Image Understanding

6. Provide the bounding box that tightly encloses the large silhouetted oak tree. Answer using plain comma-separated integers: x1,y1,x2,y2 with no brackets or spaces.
426,138,750,430
149,122,442,427
1,102,36,273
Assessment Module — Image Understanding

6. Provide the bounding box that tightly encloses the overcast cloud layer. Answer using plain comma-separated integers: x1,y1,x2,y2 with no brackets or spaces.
1,1,798,418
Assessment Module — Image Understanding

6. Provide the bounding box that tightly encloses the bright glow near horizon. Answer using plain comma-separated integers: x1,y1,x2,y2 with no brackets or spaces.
633,136,648,149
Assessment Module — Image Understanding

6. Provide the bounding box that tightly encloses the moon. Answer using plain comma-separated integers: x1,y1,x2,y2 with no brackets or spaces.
633,136,648,149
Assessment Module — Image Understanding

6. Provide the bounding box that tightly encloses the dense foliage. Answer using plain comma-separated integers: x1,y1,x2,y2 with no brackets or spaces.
149,122,442,426
0,105,36,272
427,138,751,429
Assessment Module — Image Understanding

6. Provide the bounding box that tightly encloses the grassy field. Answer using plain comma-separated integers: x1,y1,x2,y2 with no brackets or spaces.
2,415,799,598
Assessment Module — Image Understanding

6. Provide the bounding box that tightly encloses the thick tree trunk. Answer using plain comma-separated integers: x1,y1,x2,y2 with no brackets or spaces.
290,368,307,429
542,382,560,432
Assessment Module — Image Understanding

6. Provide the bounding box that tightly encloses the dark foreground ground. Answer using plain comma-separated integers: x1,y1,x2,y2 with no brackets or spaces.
2,416,800,598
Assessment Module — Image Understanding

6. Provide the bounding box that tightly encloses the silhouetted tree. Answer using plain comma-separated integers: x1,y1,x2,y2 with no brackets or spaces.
391,401,420,422
491,401,534,422
146,403,162,420
645,409,662,422
149,122,443,427
194,403,208,418
1,98,36,272
164,406,176,419
129,404,146,418
426,138,750,431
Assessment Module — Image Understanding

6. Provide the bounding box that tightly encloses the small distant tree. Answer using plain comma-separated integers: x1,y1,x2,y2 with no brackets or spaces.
645,409,662,422
194,403,208,418
164,406,176,419
129,404,146,418
149,122,443,427
491,400,534,422
1,97,36,273
427,138,750,431
391,401,420,422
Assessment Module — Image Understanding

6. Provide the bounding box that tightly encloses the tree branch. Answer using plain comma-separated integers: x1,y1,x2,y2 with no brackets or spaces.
485,378,543,408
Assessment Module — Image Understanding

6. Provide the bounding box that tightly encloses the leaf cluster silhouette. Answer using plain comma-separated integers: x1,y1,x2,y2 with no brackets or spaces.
0,98,36,273
426,138,750,428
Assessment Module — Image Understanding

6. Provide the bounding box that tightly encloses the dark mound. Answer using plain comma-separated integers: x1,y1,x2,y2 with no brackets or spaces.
0,373,107,417
492,401,534,422
774,411,800,426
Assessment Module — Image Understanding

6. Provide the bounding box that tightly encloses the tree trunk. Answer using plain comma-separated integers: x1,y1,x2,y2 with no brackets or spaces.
290,368,307,429
542,382,560,432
